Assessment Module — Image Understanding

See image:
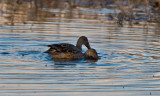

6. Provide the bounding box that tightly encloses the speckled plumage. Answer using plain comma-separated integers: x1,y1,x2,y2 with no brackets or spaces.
45,43,84,59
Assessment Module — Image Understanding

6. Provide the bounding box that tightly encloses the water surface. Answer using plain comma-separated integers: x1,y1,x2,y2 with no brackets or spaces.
0,1,160,96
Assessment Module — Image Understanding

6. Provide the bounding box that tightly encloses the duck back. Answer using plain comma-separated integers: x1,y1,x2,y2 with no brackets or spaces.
45,43,84,59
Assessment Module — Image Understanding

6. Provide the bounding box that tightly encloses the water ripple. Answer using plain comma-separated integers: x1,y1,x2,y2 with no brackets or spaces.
0,2,160,96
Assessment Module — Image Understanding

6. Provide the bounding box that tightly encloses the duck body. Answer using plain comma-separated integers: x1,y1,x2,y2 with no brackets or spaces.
45,43,84,59
45,36,98,60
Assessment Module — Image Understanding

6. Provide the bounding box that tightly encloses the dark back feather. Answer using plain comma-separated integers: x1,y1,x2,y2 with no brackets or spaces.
46,43,81,54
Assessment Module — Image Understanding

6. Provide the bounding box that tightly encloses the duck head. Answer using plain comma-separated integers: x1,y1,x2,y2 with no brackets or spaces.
84,48,98,60
76,36,91,50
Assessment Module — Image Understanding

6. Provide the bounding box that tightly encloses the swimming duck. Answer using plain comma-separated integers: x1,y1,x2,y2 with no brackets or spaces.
45,36,98,60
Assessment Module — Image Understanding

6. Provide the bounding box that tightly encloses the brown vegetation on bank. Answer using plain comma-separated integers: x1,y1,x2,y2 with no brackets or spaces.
0,0,160,26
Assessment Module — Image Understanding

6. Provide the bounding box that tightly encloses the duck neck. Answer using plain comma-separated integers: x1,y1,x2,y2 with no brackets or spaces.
76,36,91,50
76,42,82,50
76,39,91,51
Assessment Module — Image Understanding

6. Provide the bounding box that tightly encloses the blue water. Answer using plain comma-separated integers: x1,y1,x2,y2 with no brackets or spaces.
0,1,160,96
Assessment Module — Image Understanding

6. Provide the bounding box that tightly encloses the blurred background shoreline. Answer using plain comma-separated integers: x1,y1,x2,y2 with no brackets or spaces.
0,0,160,26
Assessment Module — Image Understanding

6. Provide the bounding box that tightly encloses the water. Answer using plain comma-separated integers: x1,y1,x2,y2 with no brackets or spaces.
0,1,160,96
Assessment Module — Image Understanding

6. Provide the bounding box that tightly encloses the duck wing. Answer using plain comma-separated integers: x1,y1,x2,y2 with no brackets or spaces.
46,43,81,54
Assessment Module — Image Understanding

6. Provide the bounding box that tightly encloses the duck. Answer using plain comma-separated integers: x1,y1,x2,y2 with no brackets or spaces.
45,36,98,60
